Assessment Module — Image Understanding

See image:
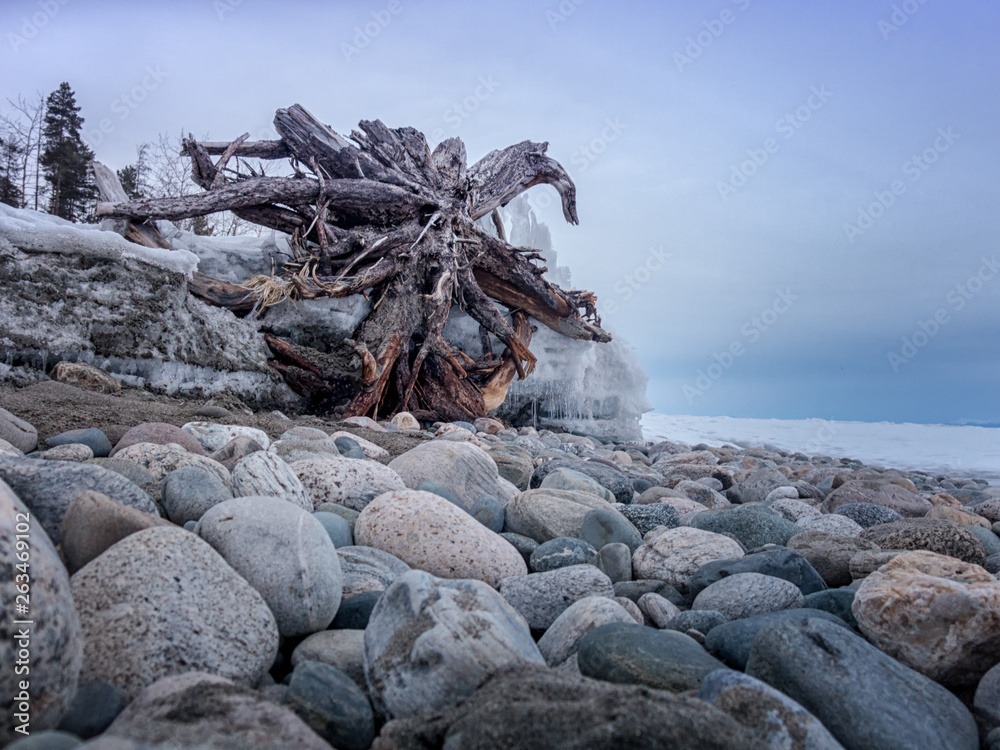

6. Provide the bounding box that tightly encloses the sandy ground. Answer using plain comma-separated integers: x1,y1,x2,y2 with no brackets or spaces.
0,380,427,461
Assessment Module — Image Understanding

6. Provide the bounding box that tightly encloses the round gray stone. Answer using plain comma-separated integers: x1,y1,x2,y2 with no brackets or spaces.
530,537,598,572
579,508,643,552
46,428,112,458
286,660,374,750
499,565,614,630
160,464,232,525
198,496,342,636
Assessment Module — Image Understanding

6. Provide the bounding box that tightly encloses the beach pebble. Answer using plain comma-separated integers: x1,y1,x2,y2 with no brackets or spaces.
1,481,82,744
736,467,794,504
182,421,271,452
858,518,987,565
689,504,799,549
975,662,1000,727
389,411,420,431
46,428,112,458
95,672,330,749
329,431,390,460
853,550,1000,687
285,660,374,750
363,570,543,718
745,617,978,750
160,464,232,524
280,426,331,442
313,511,353,547
230,451,311,511
833,502,904,528
113,441,230,487
60,490,169,574
705,609,851,671
71,526,278,700
632,526,745,592
292,629,366,688
110,421,204,457
388,441,506,510
335,436,366,459
0,455,158,544
787,531,880,587
530,537,598,572
664,610,727,635
198,496,343,636
0,407,37,453
693,572,805,621
331,590,382,630
579,507,644,552
208,435,264,470
531,459,634,503
687,545,827,598
536,596,637,667
337,545,410,597
356,489,526,587
637,592,681,627
269,438,340,464
540,467,616,501
487,446,534,491
697,669,846,750
577,623,726,692
822,480,931,517
596,542,632,583
616,502,680,535
796,513,864,537
499,564,614,630
469,492,504,532
56,680,124,740
51,361,120,394
505,488,620,542
42,443,93,462
371,664,766,749
291,456,405,511
674,480,732,509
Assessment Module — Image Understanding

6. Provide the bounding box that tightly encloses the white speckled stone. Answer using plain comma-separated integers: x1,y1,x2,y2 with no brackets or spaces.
113,442,231,487
182,422,271,452
355,490,526,587
71,526,278,700
291,457,405,511
230,451,312,511
632,527,745,591
692,572,804,620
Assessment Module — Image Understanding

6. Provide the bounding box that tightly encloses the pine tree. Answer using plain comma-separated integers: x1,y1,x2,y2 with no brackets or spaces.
40,82,96,221
0,135,23,207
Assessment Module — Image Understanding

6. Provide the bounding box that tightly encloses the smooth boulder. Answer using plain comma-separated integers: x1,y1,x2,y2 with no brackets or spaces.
71,526,278,700
355,489,526,587
745,617,978,750
363,570,544,718
198,496,343,636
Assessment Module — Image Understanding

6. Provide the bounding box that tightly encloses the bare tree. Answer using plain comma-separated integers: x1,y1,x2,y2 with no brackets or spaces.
2,93,46,209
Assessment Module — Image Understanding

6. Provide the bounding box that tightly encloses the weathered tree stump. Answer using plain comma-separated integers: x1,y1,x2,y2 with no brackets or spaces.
95,104,610,421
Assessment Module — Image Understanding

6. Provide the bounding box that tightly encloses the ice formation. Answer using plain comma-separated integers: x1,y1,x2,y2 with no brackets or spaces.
0,199,650,435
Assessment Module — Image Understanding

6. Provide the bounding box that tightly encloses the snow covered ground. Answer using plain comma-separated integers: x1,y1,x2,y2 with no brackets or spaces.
642,413,1000,485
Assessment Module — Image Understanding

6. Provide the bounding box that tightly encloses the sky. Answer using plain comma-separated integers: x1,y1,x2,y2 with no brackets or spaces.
2,0,998,426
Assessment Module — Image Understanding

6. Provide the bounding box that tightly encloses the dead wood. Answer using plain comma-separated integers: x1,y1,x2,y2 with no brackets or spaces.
95,104,611,421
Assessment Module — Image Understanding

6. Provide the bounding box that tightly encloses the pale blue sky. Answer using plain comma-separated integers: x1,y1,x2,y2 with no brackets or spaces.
2,0,997,424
